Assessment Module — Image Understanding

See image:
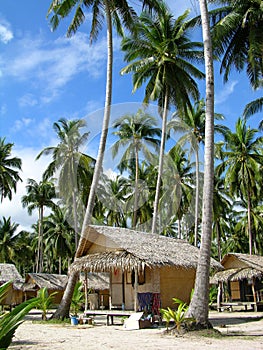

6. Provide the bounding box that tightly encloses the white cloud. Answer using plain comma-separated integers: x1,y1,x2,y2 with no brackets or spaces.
0,23,13,44
18,93,38,108
215,80,238,105
3,32,107,103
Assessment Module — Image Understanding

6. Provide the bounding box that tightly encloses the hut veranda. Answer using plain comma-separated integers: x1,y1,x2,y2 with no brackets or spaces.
71,225,222,313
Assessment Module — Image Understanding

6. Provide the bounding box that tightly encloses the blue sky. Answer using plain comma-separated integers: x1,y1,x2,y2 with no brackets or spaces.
0,0,262,231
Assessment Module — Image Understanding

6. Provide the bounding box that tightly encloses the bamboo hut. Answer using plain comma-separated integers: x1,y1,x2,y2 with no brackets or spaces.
211,253,263,311
23,273,68,304
0,263,24,307
71,225,222,313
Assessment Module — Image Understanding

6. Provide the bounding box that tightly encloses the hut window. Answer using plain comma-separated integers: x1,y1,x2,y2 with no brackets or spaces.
131,270,145,286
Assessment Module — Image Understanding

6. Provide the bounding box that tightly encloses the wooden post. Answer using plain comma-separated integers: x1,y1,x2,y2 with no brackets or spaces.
217,281,223,311
252,277,257,302
134,269,138,312
109,270,112,310
84,271,89,313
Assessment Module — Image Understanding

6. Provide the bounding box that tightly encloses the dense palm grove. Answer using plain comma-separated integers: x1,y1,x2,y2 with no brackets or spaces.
0,0,263,322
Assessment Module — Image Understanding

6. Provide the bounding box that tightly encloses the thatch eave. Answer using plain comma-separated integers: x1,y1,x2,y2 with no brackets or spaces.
211,267,263,284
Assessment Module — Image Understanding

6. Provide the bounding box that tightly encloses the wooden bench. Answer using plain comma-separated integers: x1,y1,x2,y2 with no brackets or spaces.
84,310,133,326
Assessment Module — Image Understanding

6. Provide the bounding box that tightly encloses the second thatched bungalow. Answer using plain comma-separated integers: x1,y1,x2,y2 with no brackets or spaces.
23,273,68,304
211,253,263,311
71,225,222,313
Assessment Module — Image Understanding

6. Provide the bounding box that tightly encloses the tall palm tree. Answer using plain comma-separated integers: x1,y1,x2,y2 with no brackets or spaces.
121,1,204,233
0,217,19,263
111,110,161,227
160,144,193,239
97,174,128,227
47,0,159,320
168,99,227,246
21,178,56,273
216,117,263,254
37,118,94,249
211,0,263,89
0,138,22,202
188,0,215,327
37,119,93,245
44,206,74,274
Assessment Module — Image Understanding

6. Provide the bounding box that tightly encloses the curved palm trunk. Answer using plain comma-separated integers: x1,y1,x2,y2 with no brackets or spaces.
216,220,222,261
194,149,200,246
188,0,215,326
151,89,169,234
52,1,113,319
70,157,79,248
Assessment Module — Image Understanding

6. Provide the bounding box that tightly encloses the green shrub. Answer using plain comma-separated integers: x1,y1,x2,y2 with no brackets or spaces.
36,287,57,320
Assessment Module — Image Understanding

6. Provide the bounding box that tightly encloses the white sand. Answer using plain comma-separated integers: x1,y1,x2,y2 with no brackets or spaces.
9,311,263,350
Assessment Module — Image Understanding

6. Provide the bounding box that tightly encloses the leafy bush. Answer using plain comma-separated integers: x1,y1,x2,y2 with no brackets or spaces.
0,281,39,350
160,297,194,333
36,287,57,320
70,281,84,316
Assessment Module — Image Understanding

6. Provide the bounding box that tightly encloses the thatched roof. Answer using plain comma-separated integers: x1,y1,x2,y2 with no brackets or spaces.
80,272,109,290
0,263,24,290
221,253,263,272
211,253,263,284
211,267,263,283
23,273,68,291
72,225,223,273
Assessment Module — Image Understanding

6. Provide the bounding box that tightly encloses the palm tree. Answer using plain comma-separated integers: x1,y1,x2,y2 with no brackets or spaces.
168,99,227,246
187,0,215,327
97,174,128,227
212,175,232,261
47,0,158,320
21,178,56,273
0,138,22,202
121,1,204,233
37,118,94,248
44,206,74,274
216,117,263,254
243,95,263,130
160,144,193,239
0,217,19,263
211,0,263,89
111,110,161,227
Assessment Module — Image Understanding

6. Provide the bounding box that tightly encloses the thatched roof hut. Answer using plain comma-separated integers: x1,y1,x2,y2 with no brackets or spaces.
0,263,23,287
72,225,222,311
23,273,68,304
211,253,263,309
0,264,24,306
211,253,263,283
73,225,222,273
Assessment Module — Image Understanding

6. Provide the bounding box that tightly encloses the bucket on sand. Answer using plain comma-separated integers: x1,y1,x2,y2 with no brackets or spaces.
70,316,78,325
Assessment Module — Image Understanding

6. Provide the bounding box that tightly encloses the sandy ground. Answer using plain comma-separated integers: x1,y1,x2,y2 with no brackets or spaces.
9,310,263,350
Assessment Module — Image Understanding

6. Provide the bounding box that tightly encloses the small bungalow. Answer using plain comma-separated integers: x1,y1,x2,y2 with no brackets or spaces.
211,253,263,311
71,225,222,314
23,273,68,304
0,263,24,307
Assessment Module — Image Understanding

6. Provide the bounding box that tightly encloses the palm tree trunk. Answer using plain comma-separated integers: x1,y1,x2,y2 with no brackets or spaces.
216,221,222,261
194,149,200,246
151,88,169,234
188,0,215,326
247,190,253,255
52,1,113,319
38,206,44,273
132,147,139,227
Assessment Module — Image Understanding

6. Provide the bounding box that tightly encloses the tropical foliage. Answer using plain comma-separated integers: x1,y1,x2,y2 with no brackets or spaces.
0,281,39,350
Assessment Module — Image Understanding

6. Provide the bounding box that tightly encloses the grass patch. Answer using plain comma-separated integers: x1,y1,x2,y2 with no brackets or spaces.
32,318,71,325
